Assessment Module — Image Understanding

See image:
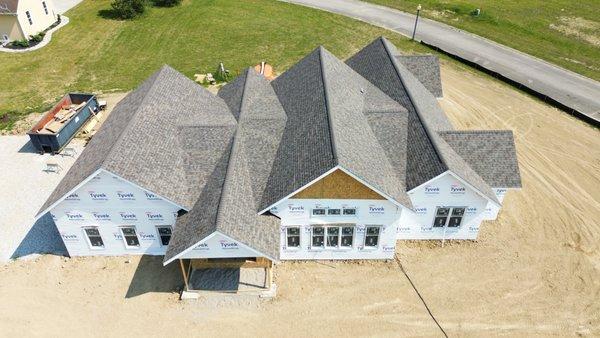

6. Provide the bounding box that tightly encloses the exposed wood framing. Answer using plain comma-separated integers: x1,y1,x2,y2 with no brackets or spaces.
292,169,385,200
190,257,272,270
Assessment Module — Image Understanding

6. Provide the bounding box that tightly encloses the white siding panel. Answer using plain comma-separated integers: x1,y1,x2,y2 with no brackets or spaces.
399,172,489,240
272,199,401,260
50,171,180,257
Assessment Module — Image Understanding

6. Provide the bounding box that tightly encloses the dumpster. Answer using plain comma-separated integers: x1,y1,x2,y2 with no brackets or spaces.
27,93,99,154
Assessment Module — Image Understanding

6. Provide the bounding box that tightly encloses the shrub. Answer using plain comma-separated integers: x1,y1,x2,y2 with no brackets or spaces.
111,0,146,19
12,39,29,48
153,0,181,7
30,32,45,43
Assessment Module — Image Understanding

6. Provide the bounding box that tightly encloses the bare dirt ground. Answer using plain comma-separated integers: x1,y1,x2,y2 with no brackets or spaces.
0,63,599,337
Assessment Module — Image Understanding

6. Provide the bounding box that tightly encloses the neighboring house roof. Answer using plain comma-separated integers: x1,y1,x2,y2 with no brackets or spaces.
396,55,443,98
262,46,412,211
440,130,522,188
346,37,500,204
0,0,18,14
38,65,237,215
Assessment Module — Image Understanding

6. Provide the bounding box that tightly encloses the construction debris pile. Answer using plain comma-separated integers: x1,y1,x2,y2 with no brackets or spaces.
35,101,88,134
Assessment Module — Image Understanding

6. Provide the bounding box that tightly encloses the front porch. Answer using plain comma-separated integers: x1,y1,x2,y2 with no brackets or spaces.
178,257,274,295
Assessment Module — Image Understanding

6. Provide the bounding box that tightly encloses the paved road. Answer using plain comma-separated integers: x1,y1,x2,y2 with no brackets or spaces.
283,0,600,125
53,0,83,14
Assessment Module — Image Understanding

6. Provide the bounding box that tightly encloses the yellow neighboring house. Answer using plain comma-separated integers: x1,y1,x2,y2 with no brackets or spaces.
0,0,57,43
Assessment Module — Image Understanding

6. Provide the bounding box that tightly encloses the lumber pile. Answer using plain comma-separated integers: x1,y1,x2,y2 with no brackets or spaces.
40,101,86,134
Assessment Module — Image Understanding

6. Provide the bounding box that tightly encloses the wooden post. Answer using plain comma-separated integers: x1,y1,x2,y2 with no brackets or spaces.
179,259,189,291
267,260,273,290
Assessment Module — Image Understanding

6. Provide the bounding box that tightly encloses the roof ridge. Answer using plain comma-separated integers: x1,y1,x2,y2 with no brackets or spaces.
440,129,513,134
380,37,449,170
102,66,166,169
318,46,338,164
237,67,252,121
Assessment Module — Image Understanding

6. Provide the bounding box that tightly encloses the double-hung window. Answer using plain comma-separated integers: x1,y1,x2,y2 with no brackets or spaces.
42,1,48,15
364,226,380,248
433,207,466,228
326,227,339,248
157,226,172,246
84,227,104,249
312,225,354,249
286,227,300,248
341,226,354,247
312,226,325,247
120,226,140,248
25,11,33,25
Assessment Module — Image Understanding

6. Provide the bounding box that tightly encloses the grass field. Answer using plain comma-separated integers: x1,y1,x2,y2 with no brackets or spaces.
366,0,600,81
0,0,434,130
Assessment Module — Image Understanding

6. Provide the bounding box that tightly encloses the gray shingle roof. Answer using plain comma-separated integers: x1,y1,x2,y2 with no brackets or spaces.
440,130,522,188
38,65,236,215
396,55,443,98
164,68,286,263
262,46,412,211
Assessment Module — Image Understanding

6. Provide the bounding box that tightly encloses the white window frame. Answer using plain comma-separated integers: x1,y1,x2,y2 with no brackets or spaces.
363,225,382,249
311,224,355,250
120,226,140,249
25,11,33,25
433,206,466,228
156,226,172,247
311,225,325,249
311,208,326,217
342,207,357,216
285,226,301,250
42,1,48,15
327,208,341,216
82,226,105,250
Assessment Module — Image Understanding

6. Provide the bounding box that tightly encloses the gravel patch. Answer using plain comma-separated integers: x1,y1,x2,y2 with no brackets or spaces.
0,136,83,262
189,268,267,292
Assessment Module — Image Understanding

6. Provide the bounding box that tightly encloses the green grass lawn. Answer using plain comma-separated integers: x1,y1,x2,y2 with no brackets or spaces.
0,0,433,130
365,0,600,81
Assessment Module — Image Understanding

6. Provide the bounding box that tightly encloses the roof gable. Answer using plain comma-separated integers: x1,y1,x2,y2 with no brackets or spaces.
347,37,499,205
292,168,387,200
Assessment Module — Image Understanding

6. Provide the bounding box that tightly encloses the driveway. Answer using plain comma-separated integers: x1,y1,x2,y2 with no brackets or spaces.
282,0,600,124
0,136,84,261
53,0,84,14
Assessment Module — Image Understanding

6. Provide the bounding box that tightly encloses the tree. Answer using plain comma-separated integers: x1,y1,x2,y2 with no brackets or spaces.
111,0,146,19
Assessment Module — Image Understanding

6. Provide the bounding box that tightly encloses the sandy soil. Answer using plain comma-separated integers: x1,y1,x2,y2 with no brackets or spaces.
0,63,599,337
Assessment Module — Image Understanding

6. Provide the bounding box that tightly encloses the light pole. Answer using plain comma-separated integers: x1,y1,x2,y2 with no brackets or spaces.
411,4,422,41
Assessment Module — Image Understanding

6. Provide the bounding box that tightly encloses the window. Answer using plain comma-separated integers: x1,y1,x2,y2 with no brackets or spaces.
343,208,356,216
1,34,8,42
341,226,353,247
286,227,300,248
326,227,339,247
364,226,380,248
433,207,450,227
449,208,465,227
327,208,341,216
25,11,33,25
157,226,172,246
120,227,140,248
311,225,354,249
312,226,324,247
84,227,104,248
42,1,48,15
312,208,326,216
433,207,466,228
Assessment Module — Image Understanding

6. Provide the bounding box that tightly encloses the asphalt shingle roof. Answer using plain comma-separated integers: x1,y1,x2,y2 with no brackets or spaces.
440,130,522,188
396,55,443,98
347,37,501,204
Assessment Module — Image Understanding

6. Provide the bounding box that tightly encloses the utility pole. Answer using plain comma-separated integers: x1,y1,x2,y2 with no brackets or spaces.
411,4,422,41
